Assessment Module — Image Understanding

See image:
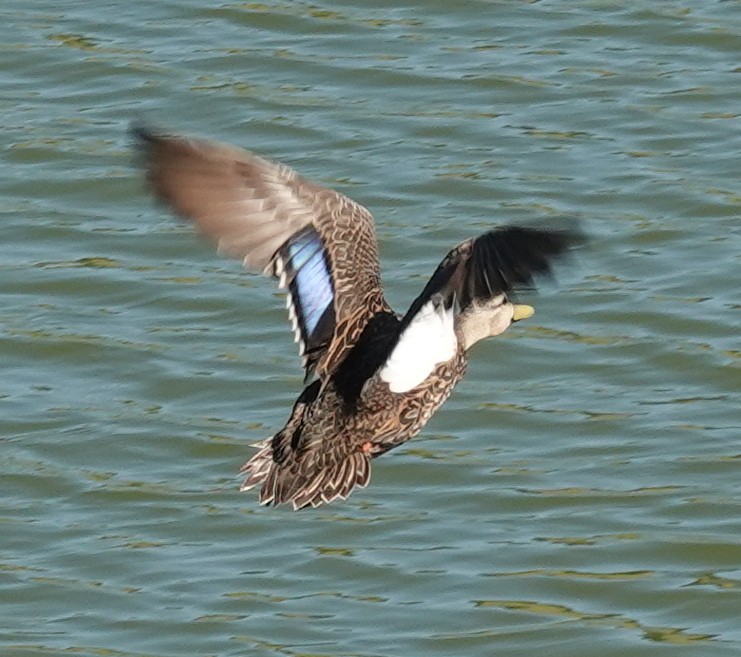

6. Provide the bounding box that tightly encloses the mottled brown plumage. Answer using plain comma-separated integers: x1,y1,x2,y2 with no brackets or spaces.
136,126,583,509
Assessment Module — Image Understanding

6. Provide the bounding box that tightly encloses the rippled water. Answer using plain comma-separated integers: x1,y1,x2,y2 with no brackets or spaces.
2,2,740,656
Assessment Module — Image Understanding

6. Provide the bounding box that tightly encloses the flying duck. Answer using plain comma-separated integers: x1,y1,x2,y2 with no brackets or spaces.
136,127,582,509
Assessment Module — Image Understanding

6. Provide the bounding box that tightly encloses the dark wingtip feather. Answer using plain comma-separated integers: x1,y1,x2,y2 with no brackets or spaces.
130,123,186,171
130,122,163,178
130,121,150,141
130,121,159,152
399,219,585,332
468,219,585,302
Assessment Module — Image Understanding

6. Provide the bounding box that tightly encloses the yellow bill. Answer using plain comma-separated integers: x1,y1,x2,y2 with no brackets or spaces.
512,304,535,321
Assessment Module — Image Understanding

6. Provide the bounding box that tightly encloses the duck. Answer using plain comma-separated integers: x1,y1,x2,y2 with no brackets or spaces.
135,126,582,509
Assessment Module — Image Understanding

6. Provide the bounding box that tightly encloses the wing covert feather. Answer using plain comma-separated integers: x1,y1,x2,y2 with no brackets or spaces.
136,127,389,379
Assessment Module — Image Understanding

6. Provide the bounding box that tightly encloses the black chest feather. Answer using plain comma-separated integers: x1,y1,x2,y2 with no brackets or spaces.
331,311,401,407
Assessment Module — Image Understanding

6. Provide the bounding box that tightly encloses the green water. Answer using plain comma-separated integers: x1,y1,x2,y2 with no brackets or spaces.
1,2,739,656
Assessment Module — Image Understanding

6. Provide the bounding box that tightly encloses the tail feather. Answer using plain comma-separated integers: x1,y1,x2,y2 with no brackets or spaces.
239,441,372,510
239,439,273,493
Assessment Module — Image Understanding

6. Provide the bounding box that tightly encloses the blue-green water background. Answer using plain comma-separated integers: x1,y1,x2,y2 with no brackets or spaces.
1,2,739,656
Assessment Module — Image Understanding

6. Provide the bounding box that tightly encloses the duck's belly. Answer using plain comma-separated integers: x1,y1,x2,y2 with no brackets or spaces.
352,348,468,456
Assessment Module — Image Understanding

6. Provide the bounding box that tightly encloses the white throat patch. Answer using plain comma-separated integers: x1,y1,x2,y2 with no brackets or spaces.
380,298,457,393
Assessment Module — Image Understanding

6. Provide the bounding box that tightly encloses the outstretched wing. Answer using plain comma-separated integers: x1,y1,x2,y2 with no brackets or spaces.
403,223,584,324
379,223,584,392
136,127,389,380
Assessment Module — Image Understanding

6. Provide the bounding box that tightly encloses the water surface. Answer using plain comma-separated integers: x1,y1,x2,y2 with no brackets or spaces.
1,2,740,656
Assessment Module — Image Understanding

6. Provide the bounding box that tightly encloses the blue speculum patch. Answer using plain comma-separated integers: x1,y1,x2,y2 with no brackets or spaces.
287,230,334,336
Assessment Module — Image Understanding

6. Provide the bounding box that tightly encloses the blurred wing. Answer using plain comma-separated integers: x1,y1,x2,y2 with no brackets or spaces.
401,223,584,324
136,127,388,380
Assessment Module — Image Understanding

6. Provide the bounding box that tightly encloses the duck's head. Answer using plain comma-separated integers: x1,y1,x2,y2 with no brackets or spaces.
457,295,534,350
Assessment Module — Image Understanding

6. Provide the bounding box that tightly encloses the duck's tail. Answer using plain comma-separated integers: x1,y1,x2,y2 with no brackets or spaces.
239,439,372,510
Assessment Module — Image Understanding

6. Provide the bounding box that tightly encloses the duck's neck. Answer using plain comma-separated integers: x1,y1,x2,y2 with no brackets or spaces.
456,299,514,350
